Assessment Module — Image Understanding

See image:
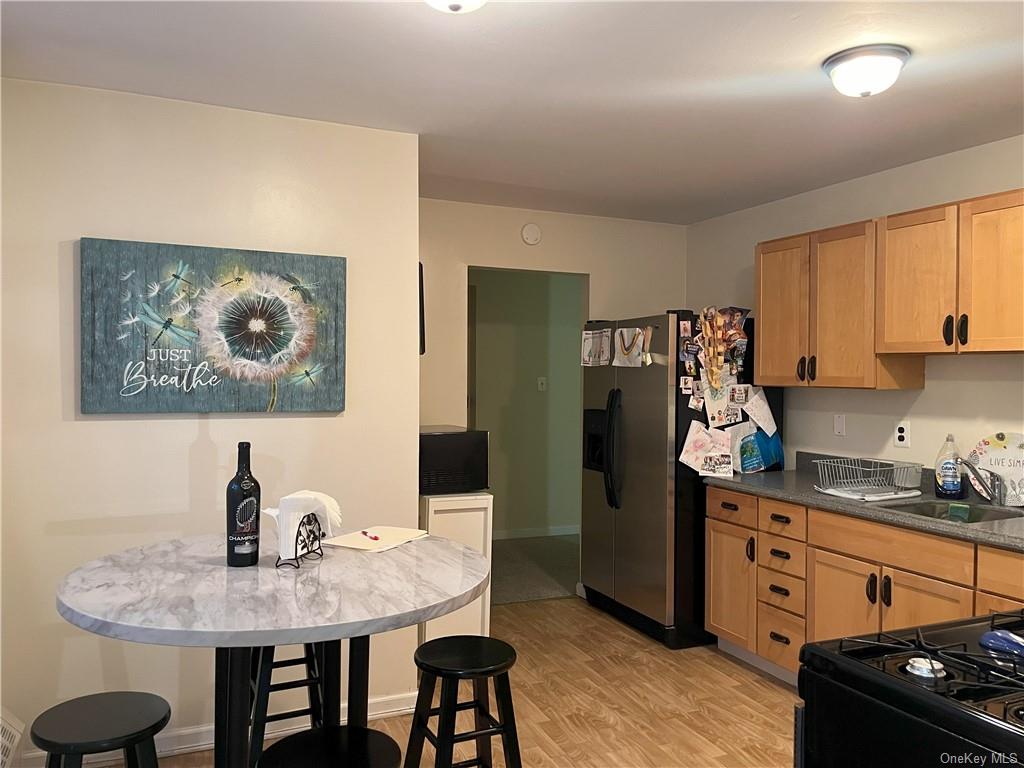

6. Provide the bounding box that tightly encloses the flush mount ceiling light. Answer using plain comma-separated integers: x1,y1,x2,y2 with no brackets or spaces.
823,44,911,98
424,0,487,13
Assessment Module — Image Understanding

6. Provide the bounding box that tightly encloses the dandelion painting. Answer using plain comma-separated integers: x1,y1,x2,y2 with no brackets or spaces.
80,238,346,413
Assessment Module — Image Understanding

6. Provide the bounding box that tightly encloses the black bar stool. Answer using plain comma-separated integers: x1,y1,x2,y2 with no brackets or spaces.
405,636,522,768
30,691,170,768
248,644,324,767
258,725,401,768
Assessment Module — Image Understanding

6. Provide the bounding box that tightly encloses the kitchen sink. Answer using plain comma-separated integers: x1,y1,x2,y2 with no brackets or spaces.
869,499,1024,524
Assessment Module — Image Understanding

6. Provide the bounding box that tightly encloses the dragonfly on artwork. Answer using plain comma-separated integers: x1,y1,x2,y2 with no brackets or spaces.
138,302,199,346
163,260,194,295
281,274,320,304
219,266,245,288
286,362,326,387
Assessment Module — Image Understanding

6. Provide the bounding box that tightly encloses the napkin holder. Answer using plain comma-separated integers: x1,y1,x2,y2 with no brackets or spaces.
275,513,324,569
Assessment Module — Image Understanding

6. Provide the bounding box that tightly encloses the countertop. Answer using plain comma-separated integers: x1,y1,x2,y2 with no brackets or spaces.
57,533,490,647
704,458,1024,554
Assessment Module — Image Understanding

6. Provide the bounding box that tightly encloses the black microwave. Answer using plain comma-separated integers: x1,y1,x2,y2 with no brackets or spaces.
419,425,489,495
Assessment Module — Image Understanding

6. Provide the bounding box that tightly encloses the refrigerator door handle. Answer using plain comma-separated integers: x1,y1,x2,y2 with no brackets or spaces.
604,388,623,509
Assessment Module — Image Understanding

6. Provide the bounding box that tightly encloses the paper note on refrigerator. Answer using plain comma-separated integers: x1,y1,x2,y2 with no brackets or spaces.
725,422,756,472
702,370,741,428
742,387,777,436
680,421,733,476
581,328,611,366
699,428,733,477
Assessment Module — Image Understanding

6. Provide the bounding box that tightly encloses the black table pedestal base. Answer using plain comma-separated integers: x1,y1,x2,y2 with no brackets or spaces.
214,636,368,768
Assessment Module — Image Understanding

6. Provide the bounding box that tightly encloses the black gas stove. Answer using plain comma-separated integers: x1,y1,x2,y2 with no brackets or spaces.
797,611,1024,767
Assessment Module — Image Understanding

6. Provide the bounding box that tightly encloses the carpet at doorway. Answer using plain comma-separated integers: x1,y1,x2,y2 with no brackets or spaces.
490,534,579,605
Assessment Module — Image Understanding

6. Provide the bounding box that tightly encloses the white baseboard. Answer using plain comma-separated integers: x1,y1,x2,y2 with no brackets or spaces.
17,691,418,767
491,524,580,541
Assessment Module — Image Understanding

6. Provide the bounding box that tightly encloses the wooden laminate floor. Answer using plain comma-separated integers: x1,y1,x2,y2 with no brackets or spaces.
161,597,798,768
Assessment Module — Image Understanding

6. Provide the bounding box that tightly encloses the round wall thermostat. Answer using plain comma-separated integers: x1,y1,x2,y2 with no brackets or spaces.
521,223,542,246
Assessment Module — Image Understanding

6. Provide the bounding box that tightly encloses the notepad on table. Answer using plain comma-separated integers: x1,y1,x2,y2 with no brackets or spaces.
323,526,428,553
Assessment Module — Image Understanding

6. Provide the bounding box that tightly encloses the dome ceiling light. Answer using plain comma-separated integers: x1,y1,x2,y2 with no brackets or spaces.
424,0,487,13
823,44,911,98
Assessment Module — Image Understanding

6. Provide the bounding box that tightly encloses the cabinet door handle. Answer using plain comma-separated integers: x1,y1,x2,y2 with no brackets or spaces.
881,574,892,607
769,548,791,560
942,315,955,346
721,502,739,511
769,631,791,645
808,355,817,382
796,356,807,381
769,513,792,525
768,584,791,597
745,537,755,563
957,314,968,346
866,573,878,604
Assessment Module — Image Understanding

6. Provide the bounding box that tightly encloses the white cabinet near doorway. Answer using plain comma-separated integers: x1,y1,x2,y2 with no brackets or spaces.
418,492,493,642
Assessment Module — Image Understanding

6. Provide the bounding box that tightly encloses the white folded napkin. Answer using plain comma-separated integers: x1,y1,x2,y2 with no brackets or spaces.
263,490,343,559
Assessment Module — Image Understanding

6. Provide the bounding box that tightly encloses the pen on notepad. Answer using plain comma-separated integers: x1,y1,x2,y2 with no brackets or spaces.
361,530,380,541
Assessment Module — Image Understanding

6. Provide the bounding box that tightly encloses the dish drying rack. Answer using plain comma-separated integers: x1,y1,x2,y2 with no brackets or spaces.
813,458,923,501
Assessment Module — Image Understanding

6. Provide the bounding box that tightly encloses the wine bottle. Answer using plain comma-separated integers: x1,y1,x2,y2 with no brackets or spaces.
226,441,261,567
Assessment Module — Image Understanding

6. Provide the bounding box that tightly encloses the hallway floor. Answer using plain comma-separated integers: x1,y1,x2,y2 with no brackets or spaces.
490,534,579,605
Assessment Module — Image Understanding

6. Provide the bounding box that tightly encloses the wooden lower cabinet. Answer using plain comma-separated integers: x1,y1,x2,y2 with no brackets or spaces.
976,591,1024,615
807,548,880,642
705,519,757,650
880,567,974,631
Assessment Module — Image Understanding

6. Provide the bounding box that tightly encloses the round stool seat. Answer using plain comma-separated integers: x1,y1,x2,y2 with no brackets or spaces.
414,635,516,679
259,726,401,768
30,692,170,755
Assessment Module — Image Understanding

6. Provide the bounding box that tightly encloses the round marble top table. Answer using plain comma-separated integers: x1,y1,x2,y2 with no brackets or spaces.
56,533,490,768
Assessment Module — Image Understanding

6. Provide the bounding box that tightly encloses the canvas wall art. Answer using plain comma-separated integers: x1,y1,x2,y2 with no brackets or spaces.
80,238,346,413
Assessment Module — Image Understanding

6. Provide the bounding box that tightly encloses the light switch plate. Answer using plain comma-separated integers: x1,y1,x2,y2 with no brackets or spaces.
894,421,911,448
833,414,846,437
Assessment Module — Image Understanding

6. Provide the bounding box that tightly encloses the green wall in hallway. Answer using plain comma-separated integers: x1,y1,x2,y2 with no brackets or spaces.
469,268,585,538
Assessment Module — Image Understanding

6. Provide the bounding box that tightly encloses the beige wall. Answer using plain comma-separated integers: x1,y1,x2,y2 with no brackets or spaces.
686,135,1024,466
469,268,585,538
1,80,420,754
420,199,687,426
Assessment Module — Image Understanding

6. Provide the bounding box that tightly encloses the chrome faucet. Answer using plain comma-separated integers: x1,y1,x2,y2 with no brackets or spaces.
959,460,1006,506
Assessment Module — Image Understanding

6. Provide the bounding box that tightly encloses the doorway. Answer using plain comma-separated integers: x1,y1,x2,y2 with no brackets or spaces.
467,267,587,605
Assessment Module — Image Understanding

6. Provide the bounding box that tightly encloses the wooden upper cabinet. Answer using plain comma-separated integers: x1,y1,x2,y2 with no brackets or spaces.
755,235,809,386
809,222,876,387
806,548,880,642
880,567,974,632
876,204,959,353
958,190,1024,352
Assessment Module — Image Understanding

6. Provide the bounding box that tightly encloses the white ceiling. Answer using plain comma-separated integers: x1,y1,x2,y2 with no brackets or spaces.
3,1,1022,224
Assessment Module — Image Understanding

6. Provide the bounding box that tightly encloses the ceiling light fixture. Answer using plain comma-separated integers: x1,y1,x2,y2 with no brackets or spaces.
424,0,487,13
823,44,911,98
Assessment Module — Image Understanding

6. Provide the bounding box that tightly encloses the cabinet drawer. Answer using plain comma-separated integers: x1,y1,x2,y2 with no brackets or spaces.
758,533,806,577
758,499,807,541
976,591,1024,615
707,487,757,528
757,603,805,673
977,546,1024,601
807,509,974,586
758,567,806,617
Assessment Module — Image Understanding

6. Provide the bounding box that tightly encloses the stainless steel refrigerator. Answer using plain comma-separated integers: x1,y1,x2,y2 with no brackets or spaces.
580,310,783,648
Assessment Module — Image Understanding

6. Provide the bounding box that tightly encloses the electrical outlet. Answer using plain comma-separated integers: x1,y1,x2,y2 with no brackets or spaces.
833,414,846,437
894,421,911,449
537,377,547,392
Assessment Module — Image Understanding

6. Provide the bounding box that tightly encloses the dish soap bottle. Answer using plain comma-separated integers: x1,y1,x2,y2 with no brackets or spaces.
934,434,965,500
